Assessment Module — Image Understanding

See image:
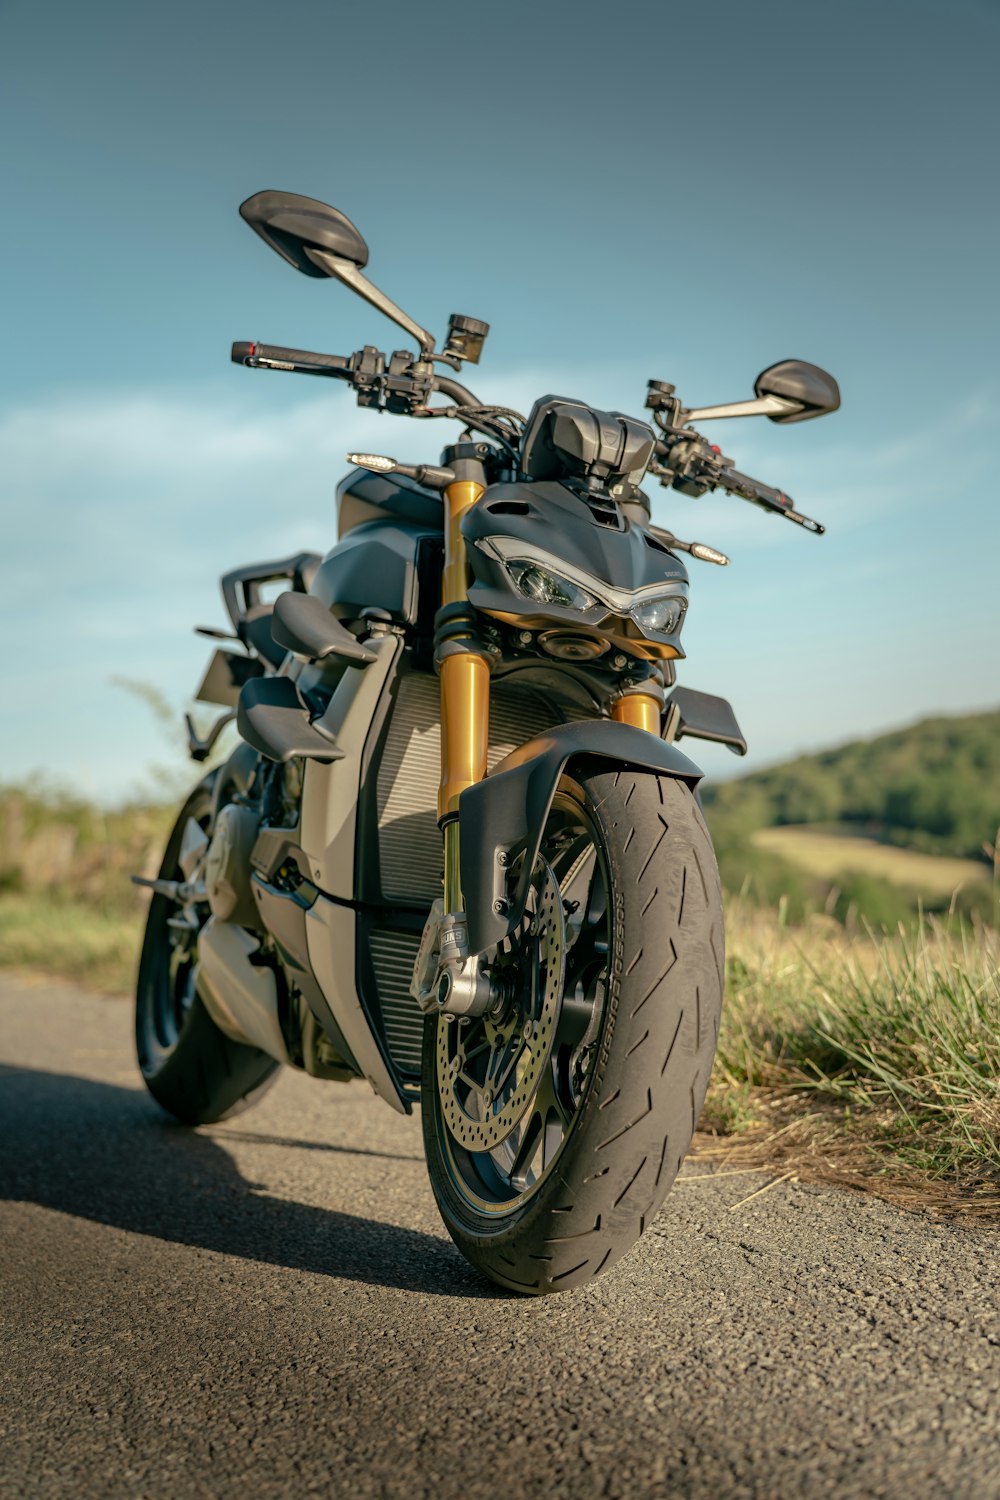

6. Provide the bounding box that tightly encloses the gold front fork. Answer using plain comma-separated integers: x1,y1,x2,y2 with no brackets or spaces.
438,477,488,914
611,693,662,735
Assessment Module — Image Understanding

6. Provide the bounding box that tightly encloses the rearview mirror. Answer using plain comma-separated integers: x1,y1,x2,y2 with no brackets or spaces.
239,190,370,277
239,189,435,357
684,358,841,425
754,360,840,424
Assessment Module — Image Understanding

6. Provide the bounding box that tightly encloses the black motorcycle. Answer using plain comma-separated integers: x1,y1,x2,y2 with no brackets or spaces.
134,191,839,1294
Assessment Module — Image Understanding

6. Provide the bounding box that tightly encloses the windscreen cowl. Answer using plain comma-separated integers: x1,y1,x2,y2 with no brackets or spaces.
520,397,656,490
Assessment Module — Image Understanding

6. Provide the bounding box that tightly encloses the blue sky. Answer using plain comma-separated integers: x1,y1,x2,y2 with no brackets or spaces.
1,0,997,801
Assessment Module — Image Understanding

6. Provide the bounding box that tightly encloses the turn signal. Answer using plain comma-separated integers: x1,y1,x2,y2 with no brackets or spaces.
347,452,397,473
690,543,729,566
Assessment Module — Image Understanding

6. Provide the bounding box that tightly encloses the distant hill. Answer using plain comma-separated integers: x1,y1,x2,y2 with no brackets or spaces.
703,708,1000,862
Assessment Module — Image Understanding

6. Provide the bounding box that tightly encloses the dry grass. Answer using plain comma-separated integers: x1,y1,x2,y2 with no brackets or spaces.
696,901,1000,1220
0,893,142,993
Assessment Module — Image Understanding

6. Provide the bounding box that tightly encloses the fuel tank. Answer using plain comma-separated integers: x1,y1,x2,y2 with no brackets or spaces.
336,465,442,537
308,467,444,626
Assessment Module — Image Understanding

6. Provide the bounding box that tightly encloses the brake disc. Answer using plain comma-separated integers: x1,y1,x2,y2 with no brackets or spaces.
436,858,565,1152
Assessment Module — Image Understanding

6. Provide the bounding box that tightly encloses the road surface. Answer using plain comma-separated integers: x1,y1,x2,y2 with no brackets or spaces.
1,973,997,1498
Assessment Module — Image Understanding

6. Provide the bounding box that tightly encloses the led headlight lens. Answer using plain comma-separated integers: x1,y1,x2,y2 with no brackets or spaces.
506,560,598,612
632,592,687,635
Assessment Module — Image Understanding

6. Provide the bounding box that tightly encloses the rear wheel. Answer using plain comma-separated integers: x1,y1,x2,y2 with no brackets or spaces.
422,766,724,1294
135,779,279,1125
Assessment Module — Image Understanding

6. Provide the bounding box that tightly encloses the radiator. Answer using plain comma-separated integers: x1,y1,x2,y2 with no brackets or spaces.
375,672,562,905
369,927,425,1076
373,671,562,1077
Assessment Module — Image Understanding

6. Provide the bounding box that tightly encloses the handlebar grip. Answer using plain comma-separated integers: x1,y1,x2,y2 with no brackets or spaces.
720,467,788,508
719,467,825,534
231,341,351,378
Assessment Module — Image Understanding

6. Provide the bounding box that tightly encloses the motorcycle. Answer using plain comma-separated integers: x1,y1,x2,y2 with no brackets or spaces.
134,191,840,1294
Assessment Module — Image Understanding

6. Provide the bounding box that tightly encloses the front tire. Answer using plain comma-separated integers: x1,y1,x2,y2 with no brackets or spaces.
135,779,279,1126
422,767,724,1294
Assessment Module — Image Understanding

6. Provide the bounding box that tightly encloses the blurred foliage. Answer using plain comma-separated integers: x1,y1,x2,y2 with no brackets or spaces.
704,708,1000,860
703,707,999,931
0,782,175,989
0,781,173,903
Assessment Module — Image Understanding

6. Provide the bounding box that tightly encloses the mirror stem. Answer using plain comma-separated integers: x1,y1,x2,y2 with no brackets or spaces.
683,395,804,422
305,248,435,358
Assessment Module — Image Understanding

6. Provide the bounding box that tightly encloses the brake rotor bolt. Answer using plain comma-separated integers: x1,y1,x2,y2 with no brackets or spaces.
523,1021,533,1040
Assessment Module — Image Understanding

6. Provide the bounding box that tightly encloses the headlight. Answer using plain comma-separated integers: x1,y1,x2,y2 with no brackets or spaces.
506,560,598,612
631,592,687,635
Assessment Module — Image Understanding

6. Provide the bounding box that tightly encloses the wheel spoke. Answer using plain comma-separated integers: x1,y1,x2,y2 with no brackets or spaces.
507,1109,544,1192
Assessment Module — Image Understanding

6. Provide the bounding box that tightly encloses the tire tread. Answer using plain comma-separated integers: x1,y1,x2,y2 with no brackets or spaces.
423,769,725,1294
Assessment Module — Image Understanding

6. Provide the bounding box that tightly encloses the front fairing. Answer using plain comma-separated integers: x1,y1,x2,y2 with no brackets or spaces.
461,480,689,655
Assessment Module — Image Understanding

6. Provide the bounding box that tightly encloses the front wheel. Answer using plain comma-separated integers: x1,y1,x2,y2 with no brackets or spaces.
422,767,724,1294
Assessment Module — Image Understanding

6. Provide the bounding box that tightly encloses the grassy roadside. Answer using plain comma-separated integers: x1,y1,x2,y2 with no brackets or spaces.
0,892,143,993
699,903,1000,1219
0,786,170,992
2,887,997,1220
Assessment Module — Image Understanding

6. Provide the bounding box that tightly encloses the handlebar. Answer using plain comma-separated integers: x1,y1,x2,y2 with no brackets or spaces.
718,467,825,534
231,341,351,378
231,342,824,532
231,340,484,415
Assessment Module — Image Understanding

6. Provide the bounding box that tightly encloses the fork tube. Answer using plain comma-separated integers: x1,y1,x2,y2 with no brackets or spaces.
437,454,488,914
611,693,662,734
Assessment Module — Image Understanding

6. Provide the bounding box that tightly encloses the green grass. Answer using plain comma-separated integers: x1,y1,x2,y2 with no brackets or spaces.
705,904,1000,1211
0,892,141,993
0,784,165,993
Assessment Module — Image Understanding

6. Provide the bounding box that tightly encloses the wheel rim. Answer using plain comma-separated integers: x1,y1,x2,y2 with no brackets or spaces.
137,807,210,1068
435,791,611,1214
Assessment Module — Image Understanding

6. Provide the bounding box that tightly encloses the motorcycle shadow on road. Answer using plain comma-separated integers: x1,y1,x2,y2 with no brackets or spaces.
0,1063,496,1299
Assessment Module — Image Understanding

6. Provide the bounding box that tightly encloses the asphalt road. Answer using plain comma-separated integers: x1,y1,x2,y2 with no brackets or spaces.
1,973,997,1500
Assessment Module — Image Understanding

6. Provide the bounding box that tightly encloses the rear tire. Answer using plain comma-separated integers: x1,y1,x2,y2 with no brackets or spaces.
135,779,279,1126
422,767,724,1294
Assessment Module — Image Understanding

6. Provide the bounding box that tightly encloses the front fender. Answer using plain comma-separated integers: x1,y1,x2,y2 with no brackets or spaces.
458,719,703,954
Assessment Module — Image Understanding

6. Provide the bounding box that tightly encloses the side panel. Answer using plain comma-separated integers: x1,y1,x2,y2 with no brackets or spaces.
459,720,703,954
304,897,408,1114
298,633,403,899
296,634,411,1112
